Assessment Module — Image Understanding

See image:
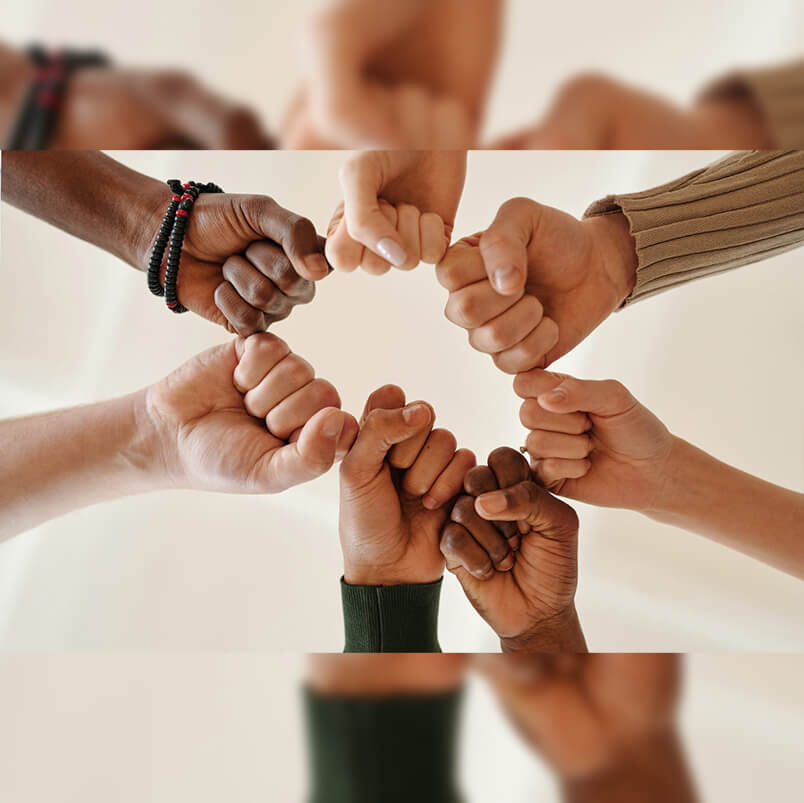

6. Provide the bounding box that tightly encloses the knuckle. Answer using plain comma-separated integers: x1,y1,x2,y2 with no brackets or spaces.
309,379,341,409
482,320,509,352
442,524,469,554
284,355,314,385
250,280,278,309
448,292,482,328
519,399,541,427
152,69,193,95
559,72,615,101
287,214,316,243
430,427,457,454
498,196,535,218
450,495,476,526
248,332,287,361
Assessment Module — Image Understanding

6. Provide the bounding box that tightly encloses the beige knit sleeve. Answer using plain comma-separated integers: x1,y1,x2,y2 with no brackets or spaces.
699,60,804,148
584,150,804,305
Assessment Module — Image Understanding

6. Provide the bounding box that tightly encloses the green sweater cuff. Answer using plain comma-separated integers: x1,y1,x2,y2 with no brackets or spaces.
305,686,463,803
340,576,443,653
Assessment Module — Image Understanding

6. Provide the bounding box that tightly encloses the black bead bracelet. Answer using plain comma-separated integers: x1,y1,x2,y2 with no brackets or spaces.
147,180,224,314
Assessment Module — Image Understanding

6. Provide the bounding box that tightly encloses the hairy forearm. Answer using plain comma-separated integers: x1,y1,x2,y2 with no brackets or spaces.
563,728,698,803
649,437,804,578
0,391,161,542
501,605,588,654
1,151,164,269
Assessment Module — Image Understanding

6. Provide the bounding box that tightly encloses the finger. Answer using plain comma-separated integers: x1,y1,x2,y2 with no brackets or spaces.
444,280,522,330
221,255,292,319
243,353,315,419
475,481,579,533
255,407,352,492
339,154,408,267
232,332,291,393
265,378,342,441
440,522,494,580
214,281,267,336
245,240,316,301
488,446,531,489
525,429,592,460
451,496,514,571
537,378,637,417
464,465,498,496
479,198,543,295
432,95,473,149
395,203,422,271
532,457,591,489
420,212,448,264
240,196,330,281
513,368,572,400
492,317,560,374
402,428,458,497
520,399,591,435
359,201,397,275
436,241,488,291
469,295,544,354
360,384,407,422
422,448,477,510
340,401,433,485
325,205,363,272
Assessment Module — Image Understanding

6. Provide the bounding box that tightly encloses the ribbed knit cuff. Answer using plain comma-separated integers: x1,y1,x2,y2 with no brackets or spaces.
341,576,442,653
699,60,804,148
305,686,463,803
584,150,804,304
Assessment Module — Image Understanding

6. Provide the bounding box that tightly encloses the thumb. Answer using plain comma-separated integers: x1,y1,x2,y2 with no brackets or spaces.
341,401,433,485
536,377,636,418
479,197,541,295
338,154,408,267
256,407,355,492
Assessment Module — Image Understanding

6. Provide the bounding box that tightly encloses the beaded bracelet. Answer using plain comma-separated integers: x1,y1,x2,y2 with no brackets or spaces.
5,45,109,149
147,180,224,314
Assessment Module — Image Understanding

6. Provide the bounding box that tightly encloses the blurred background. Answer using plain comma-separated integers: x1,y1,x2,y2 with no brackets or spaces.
0,653,802,802
1,0,802,146
1,149,802,652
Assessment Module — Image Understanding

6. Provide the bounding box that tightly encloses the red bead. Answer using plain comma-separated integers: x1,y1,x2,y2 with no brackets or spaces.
176,209,190,218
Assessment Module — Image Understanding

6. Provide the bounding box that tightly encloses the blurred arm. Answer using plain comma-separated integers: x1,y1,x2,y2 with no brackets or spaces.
1,150,163,270
586,150,804,304
0,392,161,542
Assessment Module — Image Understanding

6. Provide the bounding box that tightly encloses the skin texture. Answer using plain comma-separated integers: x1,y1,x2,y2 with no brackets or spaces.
0,334,357,542
339,385,476,586
0,42,271,149
518,369,804,578
436,202,638,371
327,150,468,274
476,654,698,802
1,152,329,336
441,447,586,652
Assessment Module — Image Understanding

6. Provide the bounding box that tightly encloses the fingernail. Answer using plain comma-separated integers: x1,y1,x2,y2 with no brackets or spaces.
303,254,330,279
477,493,507,515
402,403,429,425
540,386,567,405
422,494,439,510
493,266,520,293
376,238,407,267
322,411,344,439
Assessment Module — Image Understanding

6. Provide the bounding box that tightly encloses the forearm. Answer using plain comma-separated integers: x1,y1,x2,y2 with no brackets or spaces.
500,605,588,654
648,436,804,578
0,391,161,542
1,150,164,269
563,728,698,803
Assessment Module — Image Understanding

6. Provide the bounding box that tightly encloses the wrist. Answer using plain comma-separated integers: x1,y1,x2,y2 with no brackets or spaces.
344,563,444,586
584,211,638,307
642,436,704,525
124,175,173,271
500,605,587,654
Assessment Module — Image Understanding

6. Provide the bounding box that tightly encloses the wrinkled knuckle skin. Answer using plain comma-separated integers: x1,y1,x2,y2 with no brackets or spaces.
250,280,278,310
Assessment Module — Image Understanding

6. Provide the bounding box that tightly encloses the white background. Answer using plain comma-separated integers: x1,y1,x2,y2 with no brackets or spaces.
1,150,803,653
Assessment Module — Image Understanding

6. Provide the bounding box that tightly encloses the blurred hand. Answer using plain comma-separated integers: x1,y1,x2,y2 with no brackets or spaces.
477,654,682,780
326,150,467,274
144,333,357,494
436,200,637,370
339,384,475,585
441,447,584,651
0,43,273,148
515,370,674,513
135,188,331,335
490,73,773,149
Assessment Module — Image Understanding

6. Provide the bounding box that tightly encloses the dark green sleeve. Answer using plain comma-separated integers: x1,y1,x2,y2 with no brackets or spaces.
305,686,463,803
340,576,443,652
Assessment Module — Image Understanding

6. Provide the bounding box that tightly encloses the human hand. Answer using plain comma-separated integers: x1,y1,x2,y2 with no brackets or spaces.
325,150,467,274
436,200,637,370
339,384,475,586
441,447,584,652
515,369,674,513
143,332,357,494
134,184,331,335
477,654,684,784
0,43,272,149
489,72,772,149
